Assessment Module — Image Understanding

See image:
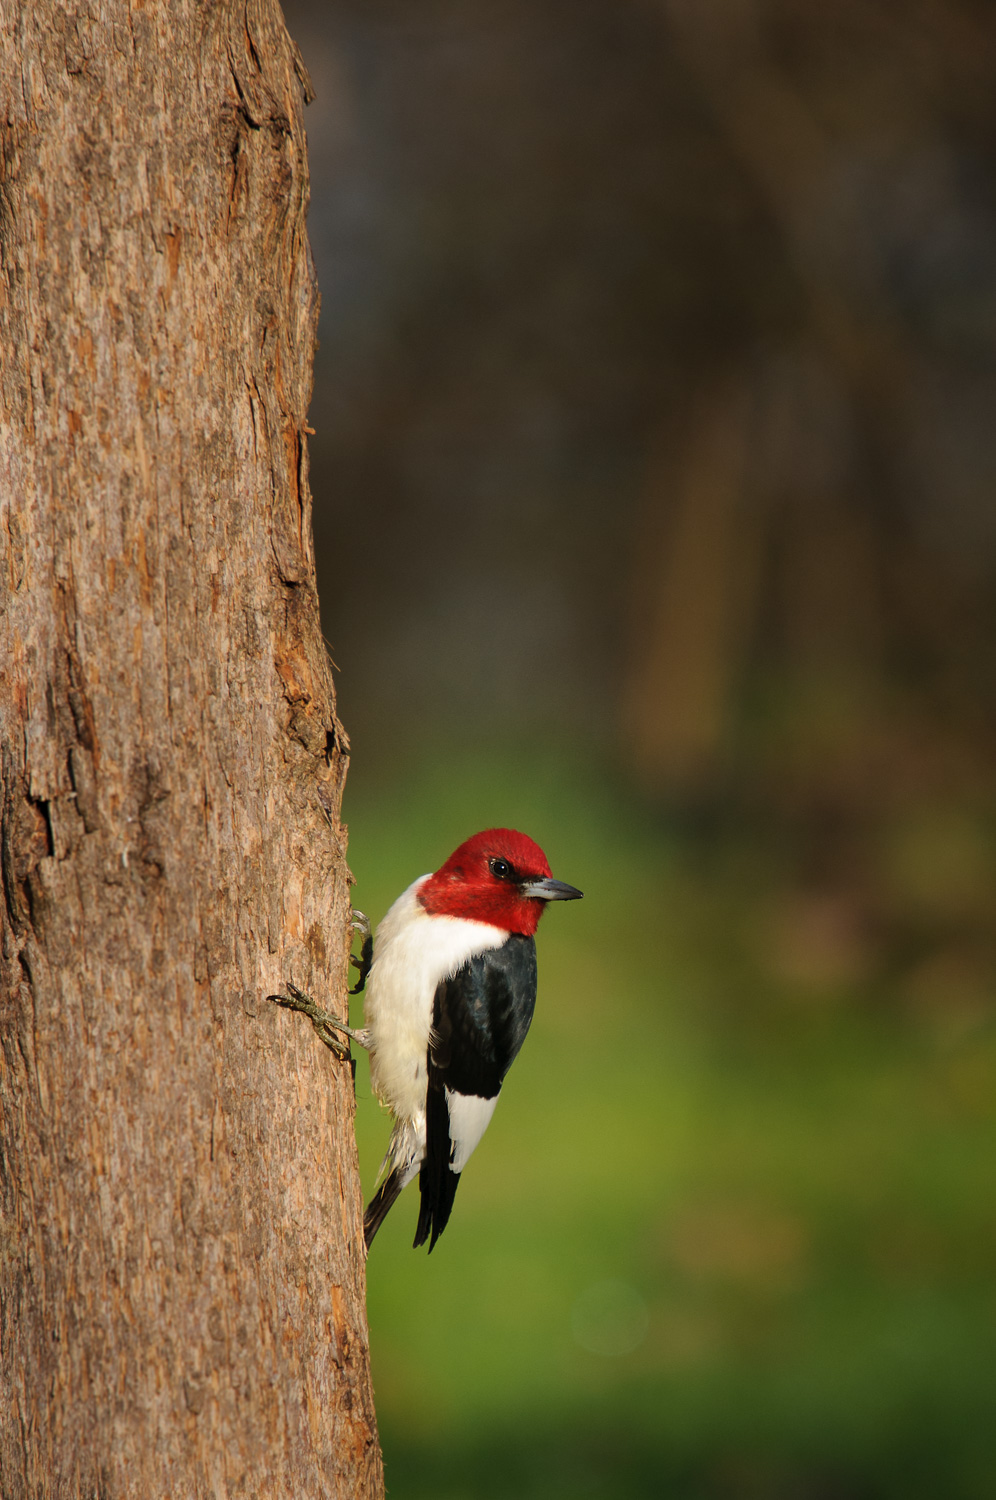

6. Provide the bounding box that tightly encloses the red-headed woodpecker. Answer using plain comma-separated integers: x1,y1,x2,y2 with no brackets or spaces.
274,829,582,1251
362,828,582,1249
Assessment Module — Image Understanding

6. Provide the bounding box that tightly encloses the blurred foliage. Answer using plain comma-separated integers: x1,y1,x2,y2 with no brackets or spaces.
343,749,996,1498
289,0,996,784
280,0,996,1491
288,0,996,981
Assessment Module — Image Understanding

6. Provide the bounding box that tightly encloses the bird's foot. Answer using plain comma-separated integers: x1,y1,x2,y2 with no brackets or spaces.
268,982,372,1059
350,909,373,995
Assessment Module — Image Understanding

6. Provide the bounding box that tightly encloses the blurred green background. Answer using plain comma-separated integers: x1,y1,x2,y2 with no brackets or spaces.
283,1,996,1494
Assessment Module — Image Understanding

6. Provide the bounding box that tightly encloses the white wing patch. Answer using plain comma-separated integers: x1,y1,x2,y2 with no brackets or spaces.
446,1089,499,1173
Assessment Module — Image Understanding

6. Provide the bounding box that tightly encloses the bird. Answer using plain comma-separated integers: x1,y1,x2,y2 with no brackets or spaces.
274,828,582,1251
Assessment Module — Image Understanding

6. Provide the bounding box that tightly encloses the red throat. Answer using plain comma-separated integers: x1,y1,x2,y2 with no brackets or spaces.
417,828,553,935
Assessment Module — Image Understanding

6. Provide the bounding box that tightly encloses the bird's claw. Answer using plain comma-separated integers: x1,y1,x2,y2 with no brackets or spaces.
268,982,352,1061
350,909,373,994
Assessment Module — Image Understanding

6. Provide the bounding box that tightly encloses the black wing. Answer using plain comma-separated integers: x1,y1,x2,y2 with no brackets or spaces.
414,934,538,1251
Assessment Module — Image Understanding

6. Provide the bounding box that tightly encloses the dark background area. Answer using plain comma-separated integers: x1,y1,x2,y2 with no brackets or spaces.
283,1,996,1495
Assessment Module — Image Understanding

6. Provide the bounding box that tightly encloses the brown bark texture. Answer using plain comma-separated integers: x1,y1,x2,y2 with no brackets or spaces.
0,3,383,1496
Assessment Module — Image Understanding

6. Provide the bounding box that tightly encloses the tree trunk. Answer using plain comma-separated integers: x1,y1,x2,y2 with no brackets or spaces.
0,4,383,1495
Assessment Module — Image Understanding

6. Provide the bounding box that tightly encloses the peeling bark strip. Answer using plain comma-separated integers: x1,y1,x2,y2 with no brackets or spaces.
0,5,383,1497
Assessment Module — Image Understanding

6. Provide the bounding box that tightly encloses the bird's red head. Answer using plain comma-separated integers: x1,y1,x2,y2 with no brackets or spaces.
418,828,583,935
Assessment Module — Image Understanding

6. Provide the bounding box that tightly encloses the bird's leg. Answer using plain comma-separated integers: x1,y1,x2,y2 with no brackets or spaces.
350,909,373,994
268,982,372,1059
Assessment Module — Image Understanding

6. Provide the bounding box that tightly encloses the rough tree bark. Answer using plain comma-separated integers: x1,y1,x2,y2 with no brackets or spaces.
0,4,383,1495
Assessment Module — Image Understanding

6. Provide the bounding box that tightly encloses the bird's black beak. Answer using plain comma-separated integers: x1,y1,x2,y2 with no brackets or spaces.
520,876,584,901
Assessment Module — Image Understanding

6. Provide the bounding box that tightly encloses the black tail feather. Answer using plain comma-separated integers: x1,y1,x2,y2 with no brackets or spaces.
363,1169,404,1247
413,1160,460,1251
413,1082,462,1251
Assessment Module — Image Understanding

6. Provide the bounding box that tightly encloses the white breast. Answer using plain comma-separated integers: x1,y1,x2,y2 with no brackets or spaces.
363,877,506,1126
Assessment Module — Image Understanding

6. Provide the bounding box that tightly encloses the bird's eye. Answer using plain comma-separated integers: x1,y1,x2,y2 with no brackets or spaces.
489,857,513,880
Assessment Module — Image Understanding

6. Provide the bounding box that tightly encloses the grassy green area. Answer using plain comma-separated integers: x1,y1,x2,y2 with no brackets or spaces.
341,747,996,1499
